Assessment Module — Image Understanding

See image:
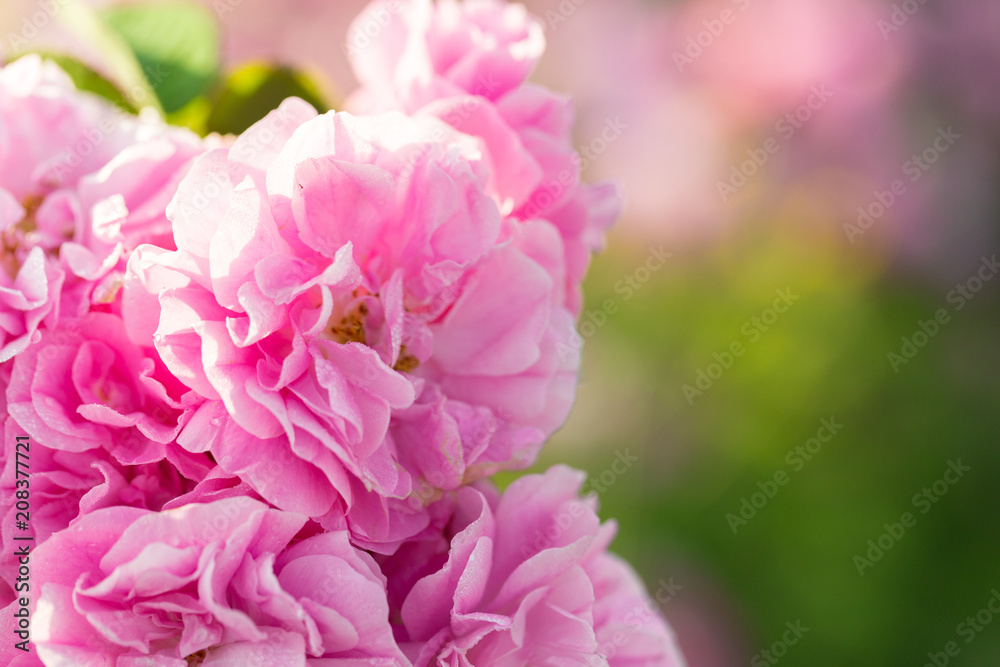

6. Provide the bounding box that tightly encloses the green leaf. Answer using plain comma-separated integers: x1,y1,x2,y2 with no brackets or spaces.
165,96,215,136
22,53,137,114
205,62,332,135
100,1,220,114
55,0,162,112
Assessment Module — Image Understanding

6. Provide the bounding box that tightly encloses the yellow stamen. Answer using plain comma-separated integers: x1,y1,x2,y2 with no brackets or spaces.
184,649,207,666
1,194,45,279
394,345,420,373
325,302,368,345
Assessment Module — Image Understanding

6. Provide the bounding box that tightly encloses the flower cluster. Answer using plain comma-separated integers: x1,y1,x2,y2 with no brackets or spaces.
0,1,685,665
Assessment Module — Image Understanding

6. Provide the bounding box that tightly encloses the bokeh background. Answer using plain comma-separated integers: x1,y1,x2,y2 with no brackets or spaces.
3,0,998,665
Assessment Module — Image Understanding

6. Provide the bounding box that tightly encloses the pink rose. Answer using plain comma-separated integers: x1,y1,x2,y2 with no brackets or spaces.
123,100,579,548
347,0,621,314
25,498,407,665
0,416,195,601
378,465,686,666
590,553,687,667
5,312,207,472
348,0,545,111
0,55,207,363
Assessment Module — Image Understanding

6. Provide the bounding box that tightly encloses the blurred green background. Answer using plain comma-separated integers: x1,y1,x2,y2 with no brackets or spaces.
539,221,1000,666
3,0,997,664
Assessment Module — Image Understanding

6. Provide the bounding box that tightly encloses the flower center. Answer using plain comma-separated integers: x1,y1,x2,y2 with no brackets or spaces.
185,649,207,666
394,345,420,373
1,194,43,279
325,302,368,345
320,300,421,372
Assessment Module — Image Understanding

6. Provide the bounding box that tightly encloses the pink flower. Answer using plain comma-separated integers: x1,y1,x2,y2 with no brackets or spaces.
5,312,208,472
378,465,686,666
0,54,206,363
347,0,621,314
123,100,579,548
0,416,195,603
25,497,407,665
348,0,545,111
590,553,687,667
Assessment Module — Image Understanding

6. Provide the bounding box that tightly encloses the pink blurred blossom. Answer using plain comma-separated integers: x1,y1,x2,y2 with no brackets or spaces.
0,55,207,362
347,0,621,314
379,465,686,665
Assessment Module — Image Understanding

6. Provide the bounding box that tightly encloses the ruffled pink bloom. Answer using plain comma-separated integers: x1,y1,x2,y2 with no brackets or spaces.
123,99,579,548
0,311,209,605
589,553,688,667
0,54,206,363
378,465,686,666
347,0,546,111
5,312,208,473
22,497,407,665
0,415,195,604
347,0,621,314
